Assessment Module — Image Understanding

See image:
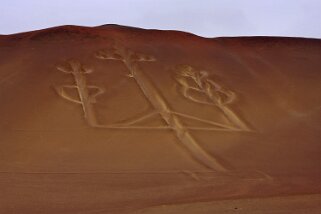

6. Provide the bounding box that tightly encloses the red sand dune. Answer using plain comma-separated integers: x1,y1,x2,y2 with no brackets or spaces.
0,25,320,213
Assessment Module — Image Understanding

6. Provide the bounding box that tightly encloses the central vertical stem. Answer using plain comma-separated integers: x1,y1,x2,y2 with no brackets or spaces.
72,71,98,127
121,51,228,172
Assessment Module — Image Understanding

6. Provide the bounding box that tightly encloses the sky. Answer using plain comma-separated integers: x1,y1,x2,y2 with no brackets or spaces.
0,0,320,38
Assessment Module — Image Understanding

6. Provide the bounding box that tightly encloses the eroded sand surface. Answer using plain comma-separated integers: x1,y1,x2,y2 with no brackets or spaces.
0,25,320,213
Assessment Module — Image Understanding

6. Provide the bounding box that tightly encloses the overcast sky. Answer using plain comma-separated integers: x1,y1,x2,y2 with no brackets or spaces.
1,0,320,38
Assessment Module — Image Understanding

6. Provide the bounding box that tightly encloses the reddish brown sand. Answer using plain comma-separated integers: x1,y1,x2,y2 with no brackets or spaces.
0,25,320,213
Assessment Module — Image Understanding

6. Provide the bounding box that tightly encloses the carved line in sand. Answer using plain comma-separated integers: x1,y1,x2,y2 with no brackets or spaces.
55,46,253,172
175,65,252,132
55,60,105,127
94,44,230,172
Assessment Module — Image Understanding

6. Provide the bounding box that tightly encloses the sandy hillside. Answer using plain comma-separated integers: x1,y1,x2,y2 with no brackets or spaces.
0,25,320,213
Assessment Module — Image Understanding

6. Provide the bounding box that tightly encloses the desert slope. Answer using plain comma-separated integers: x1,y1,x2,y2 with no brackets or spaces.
0,25,320,213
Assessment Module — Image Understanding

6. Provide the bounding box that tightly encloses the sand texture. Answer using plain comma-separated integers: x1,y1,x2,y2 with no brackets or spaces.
0,25,320,213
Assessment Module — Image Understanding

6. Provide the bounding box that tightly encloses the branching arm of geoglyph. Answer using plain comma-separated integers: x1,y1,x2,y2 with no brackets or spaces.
175,65,252,131
56,60,104,127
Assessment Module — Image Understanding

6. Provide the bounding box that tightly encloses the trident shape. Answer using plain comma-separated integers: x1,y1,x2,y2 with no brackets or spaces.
95,44,228,172
55,60,105,127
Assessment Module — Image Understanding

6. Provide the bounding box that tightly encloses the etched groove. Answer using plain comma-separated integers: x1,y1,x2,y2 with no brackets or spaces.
55,60,105,127
171,111,238,130
120,111,158,126
175,65,252,131
96,44,228,172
